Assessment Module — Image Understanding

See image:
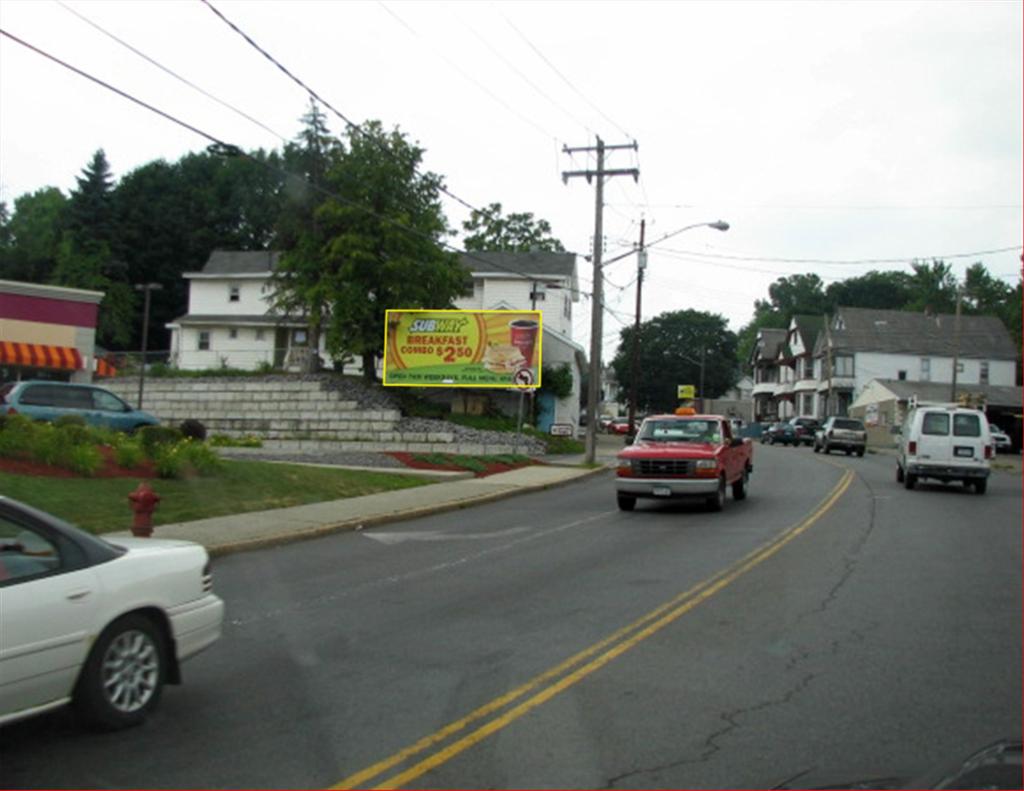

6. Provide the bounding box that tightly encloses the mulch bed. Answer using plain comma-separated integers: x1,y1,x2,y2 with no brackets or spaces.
0,446,156,479
387,452,540,478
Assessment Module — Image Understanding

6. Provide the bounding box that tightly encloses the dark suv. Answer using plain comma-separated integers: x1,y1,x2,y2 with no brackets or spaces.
788,416,820,447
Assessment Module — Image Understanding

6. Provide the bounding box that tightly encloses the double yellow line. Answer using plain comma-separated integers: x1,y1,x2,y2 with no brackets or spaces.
334,468,855,790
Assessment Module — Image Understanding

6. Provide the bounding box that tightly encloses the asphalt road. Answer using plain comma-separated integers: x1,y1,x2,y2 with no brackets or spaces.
1,444,1020,789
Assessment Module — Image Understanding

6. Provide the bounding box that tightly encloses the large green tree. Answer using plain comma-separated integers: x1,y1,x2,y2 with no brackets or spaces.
904,259,958,313
273,118,466,380
462,202,565,252
824,270,913,311
0,187,67,283
611,310,738,414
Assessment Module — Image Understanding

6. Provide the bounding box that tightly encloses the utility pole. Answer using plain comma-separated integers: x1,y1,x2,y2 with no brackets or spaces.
627,219,646,435
563,137,638,465
134,282,163,409
699,346,706,413
950,285,963,402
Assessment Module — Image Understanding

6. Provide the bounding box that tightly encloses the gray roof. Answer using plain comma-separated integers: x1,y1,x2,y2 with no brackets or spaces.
791,314,824,350
751,328,787,365
872,378,1022,409
200,250,281,275
459,251,576,278
827,307,1017,360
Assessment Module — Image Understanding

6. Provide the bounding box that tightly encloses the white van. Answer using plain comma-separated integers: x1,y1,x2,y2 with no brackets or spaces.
896,405,992,494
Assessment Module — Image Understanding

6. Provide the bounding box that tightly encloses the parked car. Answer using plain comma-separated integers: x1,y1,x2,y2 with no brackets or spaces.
760,421,790,444
988,424,1013,453
616,414,753,512
607,417,633,435
0,381,159,432
599,414,615,431
0,496,224,729
813,416,867,456
896,405,992,494
788,416,821,447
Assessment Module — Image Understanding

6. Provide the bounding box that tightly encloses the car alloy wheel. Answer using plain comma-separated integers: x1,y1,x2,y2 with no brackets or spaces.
75,614,166,729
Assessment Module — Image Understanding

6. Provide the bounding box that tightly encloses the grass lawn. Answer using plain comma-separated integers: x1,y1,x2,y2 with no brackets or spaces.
0,460,436,534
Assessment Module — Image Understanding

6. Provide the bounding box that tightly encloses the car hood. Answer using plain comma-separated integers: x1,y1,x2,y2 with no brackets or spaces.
620,441,718,459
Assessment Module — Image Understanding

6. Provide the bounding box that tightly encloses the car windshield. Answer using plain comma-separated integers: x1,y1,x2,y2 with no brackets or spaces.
638,419,720,443
833,419,864,430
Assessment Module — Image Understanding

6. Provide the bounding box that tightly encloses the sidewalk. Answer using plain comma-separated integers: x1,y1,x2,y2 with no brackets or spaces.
107,463,609,557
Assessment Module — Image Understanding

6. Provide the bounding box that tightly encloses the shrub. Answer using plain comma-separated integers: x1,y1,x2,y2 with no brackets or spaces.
30,423,63,467
54,414,87,428
179,440,222,476
0,414,36,459
55,423,93,447
179,419,208,441
65,443,102,476
208,433,263,448
139,425,183,458
114,440,145,470
153,443,186,479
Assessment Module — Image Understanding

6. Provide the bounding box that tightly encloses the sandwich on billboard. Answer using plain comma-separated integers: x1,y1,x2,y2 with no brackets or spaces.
383,309,542,388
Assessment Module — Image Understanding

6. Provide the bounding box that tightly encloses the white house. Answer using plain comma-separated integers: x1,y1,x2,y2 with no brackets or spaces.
167,251,332,372
454,251,585,431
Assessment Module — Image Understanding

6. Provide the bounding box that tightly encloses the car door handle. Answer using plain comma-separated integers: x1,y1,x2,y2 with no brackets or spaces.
65,589,92,601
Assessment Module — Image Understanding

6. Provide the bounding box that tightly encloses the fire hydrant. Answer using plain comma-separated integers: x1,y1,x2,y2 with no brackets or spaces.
127,482,161,537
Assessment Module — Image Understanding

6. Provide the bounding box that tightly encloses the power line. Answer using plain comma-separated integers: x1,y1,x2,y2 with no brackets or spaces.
0,27,590,297
661,245,1023,267
500,11,632,140
55,0,287,142
199,0,501,221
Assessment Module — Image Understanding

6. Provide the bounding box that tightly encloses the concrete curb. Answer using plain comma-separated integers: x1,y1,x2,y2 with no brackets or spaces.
204,465,609,558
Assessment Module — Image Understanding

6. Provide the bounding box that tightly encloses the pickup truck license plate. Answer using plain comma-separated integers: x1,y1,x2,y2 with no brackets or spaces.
652,486,672,497
954,446,974,458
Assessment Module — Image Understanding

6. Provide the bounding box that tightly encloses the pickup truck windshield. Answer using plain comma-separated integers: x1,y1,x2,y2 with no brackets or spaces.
638,419,721,443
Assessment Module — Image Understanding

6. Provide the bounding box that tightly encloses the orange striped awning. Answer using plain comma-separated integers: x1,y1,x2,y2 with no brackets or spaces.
95,357,118,378
0,341,83,371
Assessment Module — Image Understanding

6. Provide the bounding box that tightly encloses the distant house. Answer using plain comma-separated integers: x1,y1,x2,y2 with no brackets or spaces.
748,306,1017,421
167,251,337,373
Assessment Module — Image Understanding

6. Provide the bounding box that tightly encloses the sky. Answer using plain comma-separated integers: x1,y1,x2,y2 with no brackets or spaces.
1,0,1021,359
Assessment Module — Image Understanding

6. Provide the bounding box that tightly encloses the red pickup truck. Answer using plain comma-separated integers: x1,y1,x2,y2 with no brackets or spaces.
615,413,754,512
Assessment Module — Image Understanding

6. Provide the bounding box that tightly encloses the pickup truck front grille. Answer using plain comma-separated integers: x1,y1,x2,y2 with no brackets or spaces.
635,459,695,476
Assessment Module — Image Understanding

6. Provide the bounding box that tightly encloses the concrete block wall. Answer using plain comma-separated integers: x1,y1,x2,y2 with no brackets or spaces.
101,377,527,455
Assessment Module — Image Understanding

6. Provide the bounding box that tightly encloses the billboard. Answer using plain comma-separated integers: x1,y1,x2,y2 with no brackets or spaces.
383,309,542,388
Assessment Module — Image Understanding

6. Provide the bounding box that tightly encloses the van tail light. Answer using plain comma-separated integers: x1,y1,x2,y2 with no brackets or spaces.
5,406,16,415
984,445,993,459
908,441,917,455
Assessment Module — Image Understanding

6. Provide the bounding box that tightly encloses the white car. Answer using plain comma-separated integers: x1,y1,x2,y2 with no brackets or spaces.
896,406,992,494
989,425,1013,453
0,497,224,730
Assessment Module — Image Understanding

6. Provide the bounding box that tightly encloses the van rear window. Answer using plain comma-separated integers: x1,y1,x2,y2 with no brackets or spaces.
921,413,950,435
953,413,981,437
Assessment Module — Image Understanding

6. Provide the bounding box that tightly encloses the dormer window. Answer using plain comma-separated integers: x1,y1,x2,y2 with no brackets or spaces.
834,317,845,331
229,285,240,302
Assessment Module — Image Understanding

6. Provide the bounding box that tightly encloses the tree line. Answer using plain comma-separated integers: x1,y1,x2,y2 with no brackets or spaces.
0,102,563,377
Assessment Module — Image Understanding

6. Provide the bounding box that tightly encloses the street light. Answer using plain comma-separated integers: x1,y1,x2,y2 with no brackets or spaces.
626,220,729,435
134,282,163,409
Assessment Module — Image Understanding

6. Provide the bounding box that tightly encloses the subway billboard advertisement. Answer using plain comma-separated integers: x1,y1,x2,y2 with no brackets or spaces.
383,309,542,388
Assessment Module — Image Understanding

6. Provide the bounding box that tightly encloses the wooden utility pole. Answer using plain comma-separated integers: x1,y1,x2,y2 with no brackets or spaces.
562,137,638,465
950,285,963,402
627,219,646,435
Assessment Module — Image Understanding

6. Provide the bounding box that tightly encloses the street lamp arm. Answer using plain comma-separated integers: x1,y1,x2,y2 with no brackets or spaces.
599,220,729,267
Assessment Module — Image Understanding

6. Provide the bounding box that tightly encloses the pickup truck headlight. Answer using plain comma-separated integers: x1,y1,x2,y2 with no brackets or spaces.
695,460,717,470
616,459,634,476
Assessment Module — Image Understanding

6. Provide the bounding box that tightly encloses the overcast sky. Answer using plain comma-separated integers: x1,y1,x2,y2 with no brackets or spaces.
1,0,1020,356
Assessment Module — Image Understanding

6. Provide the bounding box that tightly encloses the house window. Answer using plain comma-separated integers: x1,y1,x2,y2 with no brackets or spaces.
229,328,238,340
834,355,854,376
803,359,814,379
255,329,265,342
980,361,989,384
898,370,907,381
198,331,210,351
229,285,240,302
292,329,308,345
563,294,571,320
920,357,931,382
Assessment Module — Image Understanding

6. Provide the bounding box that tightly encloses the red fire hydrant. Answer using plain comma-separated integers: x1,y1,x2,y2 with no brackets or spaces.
128,482,161,537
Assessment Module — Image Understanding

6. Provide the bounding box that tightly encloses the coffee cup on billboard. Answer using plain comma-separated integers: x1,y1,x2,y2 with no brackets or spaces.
508,319,539,367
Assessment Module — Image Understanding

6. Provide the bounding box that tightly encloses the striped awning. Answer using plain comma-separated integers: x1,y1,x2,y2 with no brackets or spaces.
95,357,118,377
0,341,83,371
